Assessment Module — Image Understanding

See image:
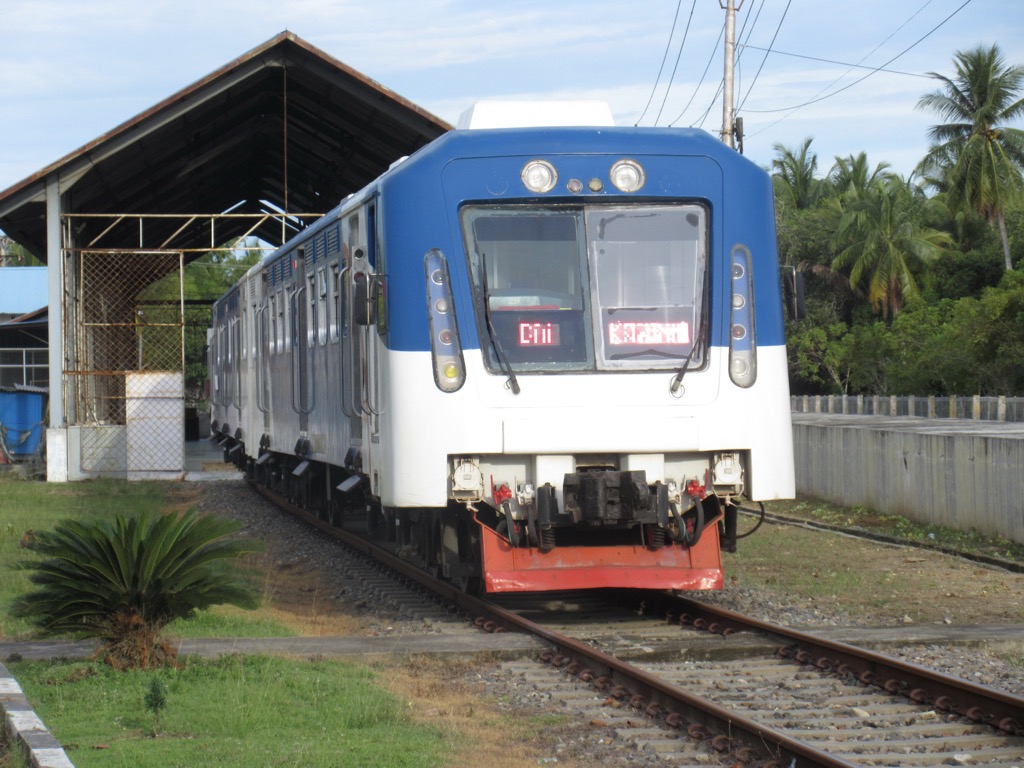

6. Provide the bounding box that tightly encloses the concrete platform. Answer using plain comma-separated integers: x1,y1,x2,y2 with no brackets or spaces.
184,438,242,481
792,412,1024,439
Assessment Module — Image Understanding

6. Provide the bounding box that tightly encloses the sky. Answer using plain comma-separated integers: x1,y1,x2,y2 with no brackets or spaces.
1,0,1022,196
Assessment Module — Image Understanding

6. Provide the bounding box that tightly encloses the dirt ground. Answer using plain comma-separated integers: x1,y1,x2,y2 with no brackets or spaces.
725,519,1024,626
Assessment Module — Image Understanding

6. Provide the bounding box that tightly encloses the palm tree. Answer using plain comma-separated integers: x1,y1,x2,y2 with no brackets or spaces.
771,138,823,210
831,176,953,318
828,152,896,198
917,45,1024,271
13,510,260,669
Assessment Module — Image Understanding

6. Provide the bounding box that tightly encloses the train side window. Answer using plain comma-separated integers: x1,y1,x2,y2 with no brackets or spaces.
241,307,248,361
268,295,275,356
329,263,340,343
277,289,286,354
250,301,258,359
317,268,328,346
307,274,316,347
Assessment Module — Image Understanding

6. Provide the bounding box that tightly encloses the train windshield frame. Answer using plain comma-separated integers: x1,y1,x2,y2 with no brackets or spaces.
461,202,708,374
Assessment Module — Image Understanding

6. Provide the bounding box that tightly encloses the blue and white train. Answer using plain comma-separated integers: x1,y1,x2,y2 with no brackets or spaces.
209,102,796,594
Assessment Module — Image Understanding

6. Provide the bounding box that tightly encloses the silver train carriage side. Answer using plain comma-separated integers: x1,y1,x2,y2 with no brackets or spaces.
208,106,796,594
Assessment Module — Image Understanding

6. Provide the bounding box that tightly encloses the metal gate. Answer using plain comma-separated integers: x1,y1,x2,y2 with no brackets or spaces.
65,250,185,475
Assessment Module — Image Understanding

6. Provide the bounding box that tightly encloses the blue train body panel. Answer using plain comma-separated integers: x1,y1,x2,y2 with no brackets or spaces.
378,127,785,354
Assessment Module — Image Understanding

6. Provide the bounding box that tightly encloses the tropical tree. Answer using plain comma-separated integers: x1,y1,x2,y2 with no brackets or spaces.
830,175,953,318
827,152,896,198
917,44,1024,271
771,138,824,210
13,510,260,669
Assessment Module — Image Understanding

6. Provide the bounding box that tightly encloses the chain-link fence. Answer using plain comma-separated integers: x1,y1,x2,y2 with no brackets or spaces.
66,250,184,473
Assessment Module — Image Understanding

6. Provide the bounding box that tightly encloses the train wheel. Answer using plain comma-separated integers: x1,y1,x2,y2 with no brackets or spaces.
441,515,482,594
453,521,482,595
327,497,342,527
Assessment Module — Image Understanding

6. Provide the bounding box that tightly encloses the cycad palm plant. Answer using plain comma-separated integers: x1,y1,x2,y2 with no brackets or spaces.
13,510,259,669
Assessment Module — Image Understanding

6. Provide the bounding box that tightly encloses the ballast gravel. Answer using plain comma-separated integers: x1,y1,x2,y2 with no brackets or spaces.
195,478,1024,766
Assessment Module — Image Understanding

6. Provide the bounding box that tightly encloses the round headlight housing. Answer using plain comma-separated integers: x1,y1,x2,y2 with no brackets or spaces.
609,159,645,192
521,160,557,193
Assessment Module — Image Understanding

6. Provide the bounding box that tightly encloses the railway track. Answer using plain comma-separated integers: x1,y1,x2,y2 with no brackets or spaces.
252,481,1024,767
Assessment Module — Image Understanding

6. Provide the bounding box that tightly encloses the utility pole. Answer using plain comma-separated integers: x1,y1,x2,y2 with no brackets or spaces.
720,0,741,148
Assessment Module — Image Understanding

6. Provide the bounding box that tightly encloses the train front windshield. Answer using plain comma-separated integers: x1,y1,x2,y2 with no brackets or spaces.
462,204,707,373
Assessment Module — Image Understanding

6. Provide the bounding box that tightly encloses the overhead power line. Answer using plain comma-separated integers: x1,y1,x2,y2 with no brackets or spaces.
637,0,686,125
736,0,793,112
654,0,700,125
739,45,934,79
740,0,974,114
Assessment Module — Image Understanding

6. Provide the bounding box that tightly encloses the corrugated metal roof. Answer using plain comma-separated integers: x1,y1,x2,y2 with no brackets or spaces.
0,32,451,261
0,267,47,315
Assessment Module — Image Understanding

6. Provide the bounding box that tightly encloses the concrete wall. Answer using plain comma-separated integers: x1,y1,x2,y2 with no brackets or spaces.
792,414,1024,545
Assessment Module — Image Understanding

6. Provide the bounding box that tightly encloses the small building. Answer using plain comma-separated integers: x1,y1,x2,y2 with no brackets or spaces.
0,32,449,481
0,267,48,388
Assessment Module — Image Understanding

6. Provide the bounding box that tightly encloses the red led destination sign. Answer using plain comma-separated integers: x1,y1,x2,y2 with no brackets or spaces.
518,321,561,346
607,321,689,346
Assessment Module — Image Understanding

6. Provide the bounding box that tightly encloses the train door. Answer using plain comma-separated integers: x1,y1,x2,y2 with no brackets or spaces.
349,203,382,493
291,248,313,435
341,214,362,453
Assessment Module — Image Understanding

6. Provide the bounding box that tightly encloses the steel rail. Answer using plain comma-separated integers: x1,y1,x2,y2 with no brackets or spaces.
646,594,1024,738
248,480,856,767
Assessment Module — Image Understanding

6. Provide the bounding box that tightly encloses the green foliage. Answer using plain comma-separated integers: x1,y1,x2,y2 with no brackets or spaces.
771,138,826,211
917,44,1024,271
774,45,1024,396
0,236,44,266
12,509,261,669
926,245,1004,300
145,676,169,736
830,175,953,318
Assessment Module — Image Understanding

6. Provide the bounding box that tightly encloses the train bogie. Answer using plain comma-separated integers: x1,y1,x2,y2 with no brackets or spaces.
208,105,796,594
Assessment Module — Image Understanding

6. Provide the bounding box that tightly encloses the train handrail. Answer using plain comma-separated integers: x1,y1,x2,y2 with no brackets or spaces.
290,285,315,416
290,287,302,415
255,305,269,414
337,266,354,420
231,316,242,417
359,323,380,417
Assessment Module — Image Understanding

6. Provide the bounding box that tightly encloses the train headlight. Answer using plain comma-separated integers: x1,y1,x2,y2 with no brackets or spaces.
729,244,757,388
425,248,466,393
521,160,557,193
610,159,645,192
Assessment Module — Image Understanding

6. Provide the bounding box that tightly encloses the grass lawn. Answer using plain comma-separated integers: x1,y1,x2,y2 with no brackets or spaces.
7,654,448,768
0,477,455,768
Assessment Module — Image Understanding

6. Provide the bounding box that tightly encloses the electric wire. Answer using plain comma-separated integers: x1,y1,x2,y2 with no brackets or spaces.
636,0,685,125
741,0,974,115
690,0,765,132
742,0,941,139
668,23,725,127
738,46,933,79
653,0,700,125
736,0,793,112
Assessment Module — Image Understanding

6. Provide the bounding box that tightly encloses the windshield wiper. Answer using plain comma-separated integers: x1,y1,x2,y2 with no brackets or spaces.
669,311,705,395
479,253,521,395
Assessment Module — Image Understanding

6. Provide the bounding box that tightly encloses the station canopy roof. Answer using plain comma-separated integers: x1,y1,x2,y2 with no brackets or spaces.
0,31,451,262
